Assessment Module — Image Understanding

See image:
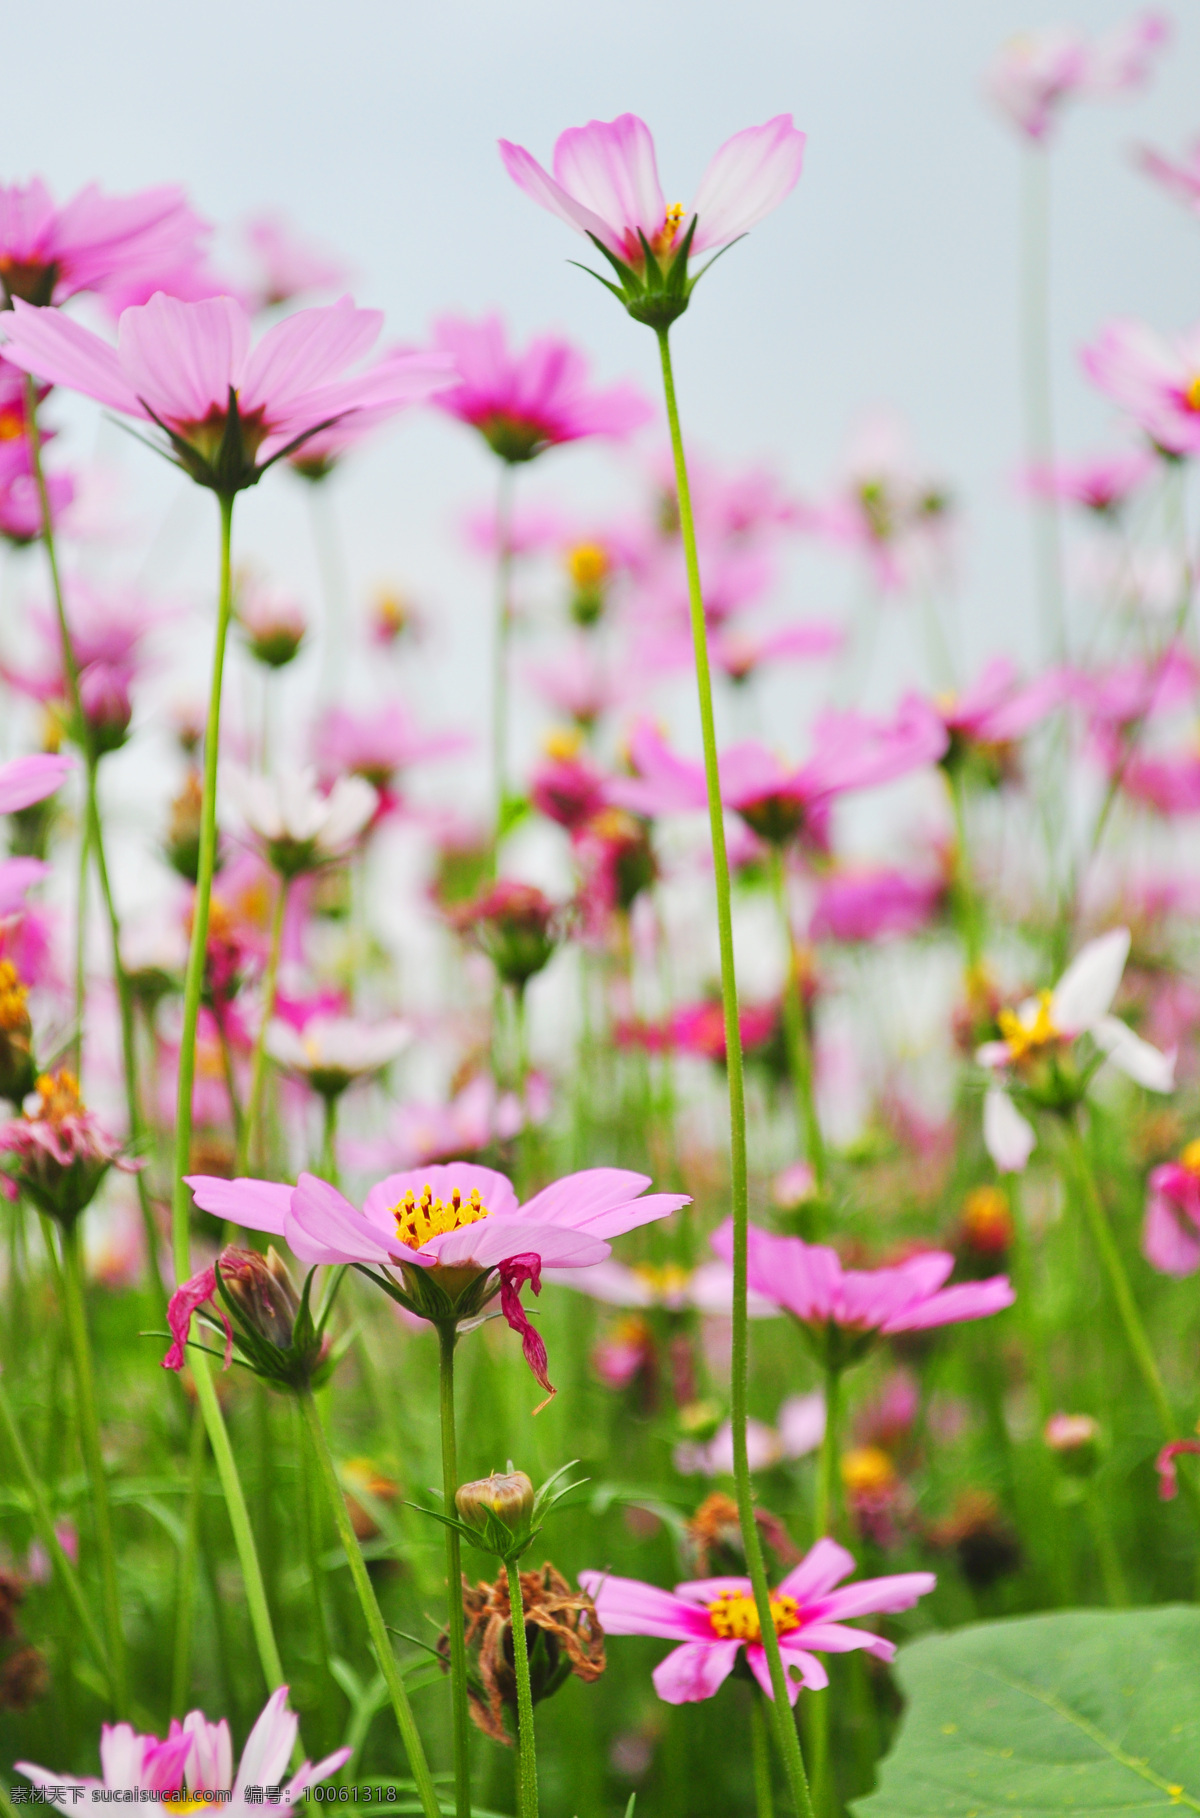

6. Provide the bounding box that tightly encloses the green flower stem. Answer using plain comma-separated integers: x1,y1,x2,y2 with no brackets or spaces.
492,462,516,853
72,811,89,1075
768,847,827,1195
59,1221,127,1715
171,1404,207,1716
439,1321,473,1818
240,877,289,1176
294,1399,334,1693
320,1093,340,1188
751,1691,775,1818
656,325,813,1818
0,1362,110,1692
1061,1117,1174,1442
947,769,983,974
298,1386,441,1818
1084,1486,1128,1608
809,1362,842,1818
505,1558,540,1818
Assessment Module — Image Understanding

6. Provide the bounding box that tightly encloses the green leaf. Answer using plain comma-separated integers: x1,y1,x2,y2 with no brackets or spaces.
855,1606,1200,1818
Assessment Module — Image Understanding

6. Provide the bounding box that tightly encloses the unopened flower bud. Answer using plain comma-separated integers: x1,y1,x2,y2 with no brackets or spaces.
236,581,307,669
456,881,562,990
78,662,133,754
456,1470,535,1537
1044,1411,1102,1477
218,1246,303,1350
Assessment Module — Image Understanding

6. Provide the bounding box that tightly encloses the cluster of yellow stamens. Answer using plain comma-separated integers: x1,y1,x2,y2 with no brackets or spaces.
707,1590,801,1642
566,542,610,590
33,1068,84,1124
0,961,29,1033
997,989,1060,1063
650,202,687,257
1179,1139,1200,1177
632,1262,692,1299
1186,373,1200,413
391,1183,490,1251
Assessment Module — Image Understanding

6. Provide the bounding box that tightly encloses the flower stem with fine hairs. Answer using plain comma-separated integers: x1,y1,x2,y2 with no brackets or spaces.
809,1361,842,1817
656,326,813,1818
298,1387,440,1816
59,1220,127,1715
769,847,826,1195
505,1558,540,1818
171,1404,207,1715
439,1321,473,1818
240,876,288,1175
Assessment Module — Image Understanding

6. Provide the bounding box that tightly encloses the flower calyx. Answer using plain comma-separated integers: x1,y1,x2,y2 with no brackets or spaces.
162,1244,339,1391
415,1459,586,1564
576,213,719,331
131,384,347,499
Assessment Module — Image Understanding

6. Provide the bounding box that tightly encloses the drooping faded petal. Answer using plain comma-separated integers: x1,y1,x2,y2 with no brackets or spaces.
1092,1015,1175,1092
1050,926,1131,1033
983,1086,1037,1173
497,1253,555,1407
162,1265,232,1372
690,115,806,254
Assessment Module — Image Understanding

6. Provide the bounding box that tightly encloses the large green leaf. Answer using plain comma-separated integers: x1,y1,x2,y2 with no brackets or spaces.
855,1606,1200,1817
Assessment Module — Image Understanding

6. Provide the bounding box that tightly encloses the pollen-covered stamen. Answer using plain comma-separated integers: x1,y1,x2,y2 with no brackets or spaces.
0,961,29,1033
391,1181,490,1251
1186,373,1200,412
707,1589,801,1642
997,988,1060,1063
650,201,688,258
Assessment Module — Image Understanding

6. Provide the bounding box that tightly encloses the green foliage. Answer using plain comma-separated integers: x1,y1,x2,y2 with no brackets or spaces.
857,1606,1200,1818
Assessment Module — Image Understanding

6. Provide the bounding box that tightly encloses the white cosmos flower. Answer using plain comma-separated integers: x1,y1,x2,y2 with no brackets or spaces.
265,1015,411,1096
978,927,1175,1172
224,766,377,876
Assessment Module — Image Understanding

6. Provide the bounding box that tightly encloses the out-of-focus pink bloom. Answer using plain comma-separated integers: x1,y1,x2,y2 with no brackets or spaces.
633,543,775,635
463,500,568,559
646,446,802,544
1137,138,1200,218
528,641,636,728
619,996,780,1064
1120,745,1200,815
24,1520,78,1586
430,314,651,464
288,344,444,479
675,1417,784,1477
529,741,610,833
0,465,75,546
0,179,210,307
0,858,55,989
854,1370,920,1452
224,767,377,877
1021,449,1156,515
985,14,1168,142
235,578,307,667
315,703,466,811
593,1315,656,1391
544,1255,778,1317
811,867,942,944
1157,1439,1200,1502
773,1160,818,1209
580,1539,933,1705
1073,646,1197,735
802,412,952,593
713,618,843,684
243,212,350,309
0,1067,139,1225
1142,1141,1200,1276
499,113,805,272
17,1685,348,1808
4,579,160,752
0,753,72,815
936,658,1067,757
344,1073,549,1173
1081,319,1200,458
264,1014,410,1099
1,294,451,494
712,1220,1013,1351
186,1162,689,1402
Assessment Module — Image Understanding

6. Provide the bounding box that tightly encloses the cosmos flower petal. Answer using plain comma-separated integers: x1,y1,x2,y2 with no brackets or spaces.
883,1276,1015,1332
1,299,139,412
240,296,382,414
745,1641,809,1703
361,1163,520,1231
793,1621,894,1659
1143,1189,1200,1276
690,115,806,254
0,752,74,814
118,292,251,423
288,1174,394,1265
184,1174,292,1235
1050,926,1131,1033
577,1571,711,1640
1092,1015,1175,1092
652,1639,744,1704
983,1086,1037,1173
810,1570,937,1622
518,1166,651,1226
551,114,667,249
776,1537,856,1604
232,1685,296,1794
497,140,622,251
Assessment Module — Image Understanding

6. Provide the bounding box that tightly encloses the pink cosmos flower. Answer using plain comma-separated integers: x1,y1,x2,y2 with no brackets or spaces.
314,703,466,812
1137,138,1200,219
985,14,1168,142
674,1392,826,1476
499,113,805,277
1073,646,1198,736
0,857,56,988
579,1538,934,1705
343,1073,549,1173
936,658,1067,756
1081,319,1200,458
711,1219,1013,1358
1142,1142,1200,1276
430,314,651,463
184,1162,689,1403
810,867,943,945
1021,449,1156,515
0,293,452,494
17,1685,348,1810
801,412,952,594
0,464,75,546
0,753,72,815
542,1255,777,1317
0,178,209,307
4,578,160,752
638,616,842,686
243,212,350,310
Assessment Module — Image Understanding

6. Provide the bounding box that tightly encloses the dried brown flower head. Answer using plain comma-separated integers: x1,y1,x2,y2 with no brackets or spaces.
439,1562,605,1744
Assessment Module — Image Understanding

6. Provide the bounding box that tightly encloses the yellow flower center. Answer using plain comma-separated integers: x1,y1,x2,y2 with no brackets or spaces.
162,1798,210,1814
1180,1139,1200,1176
997,988,1060,1062
707,1590,800,1642
841,1446,897,1497
391,1182,490,1251
632,1262,692,1298
33,1068,84,1124
0,410,23,442
1186,374,1200,412
566,542,610,589
961,1184,1012,1247
651,202,687,257
0,961,29,1032
543,725,583,761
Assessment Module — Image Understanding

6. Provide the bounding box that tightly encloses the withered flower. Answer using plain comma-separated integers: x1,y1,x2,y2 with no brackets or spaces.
440,1563,605,1745
0,1069,138,1225
683,1491,803,1578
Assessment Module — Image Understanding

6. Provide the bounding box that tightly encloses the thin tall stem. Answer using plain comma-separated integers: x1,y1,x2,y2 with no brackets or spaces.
751,1692,775,1818
1020,145,1065,662
320,1093,340,1188
505,1558,540,1818
656,327,813,1818
298,1387,441,1818
59,1220,127,1715
810,1362,842,1818
769,847,826,1194
240,877,288,1176
171,1405,207,1716
492,462,516,851
439,1321,473,1818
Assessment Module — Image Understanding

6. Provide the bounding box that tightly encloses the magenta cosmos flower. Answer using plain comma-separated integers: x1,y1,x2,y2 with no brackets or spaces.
711,1219,1013,1367
184,1162,689,1403
0,292,451,495
1022,448,1156,516
579,1538,934,1705
0,178,208,307
1143,1140,1200,1277
430,313,651,464
985,14,1167,143
499,114,804,327
1081,319,1200,458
